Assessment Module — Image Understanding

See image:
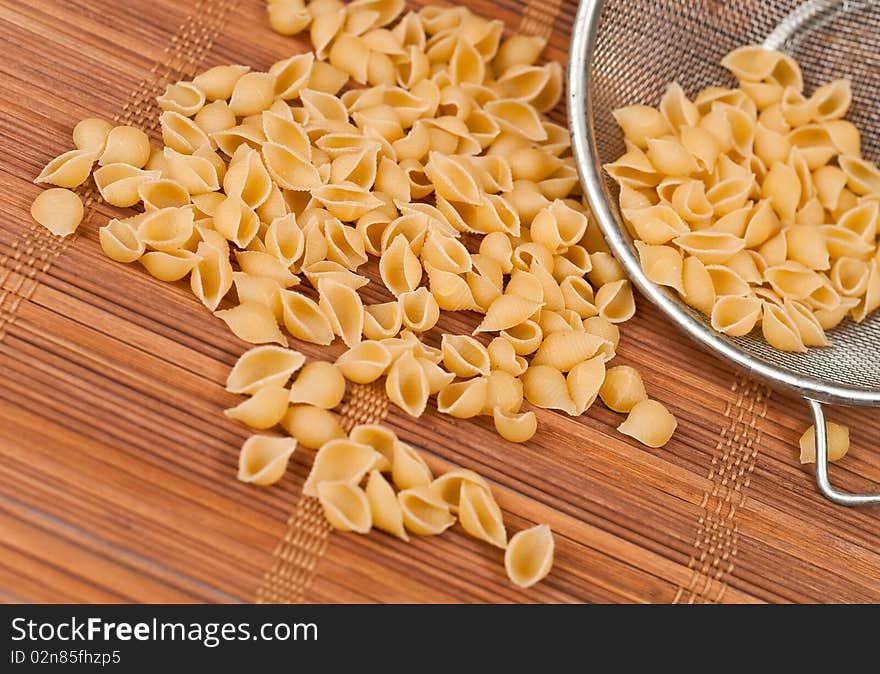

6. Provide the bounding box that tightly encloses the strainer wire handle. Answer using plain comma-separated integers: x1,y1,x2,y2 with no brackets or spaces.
806,399,880,506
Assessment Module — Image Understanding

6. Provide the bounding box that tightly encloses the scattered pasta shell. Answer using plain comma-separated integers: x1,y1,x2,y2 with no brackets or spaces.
599,365,647,413
99,217,145,263
225,385,291,430
317,481,372,533
474,294,543,333
458,481,506,549
531,330,608,372
522,365,577,415
392,440,433,490
226,345,306,394
281,404,346,450
30,188,84,237
280,289,335,346
429,469,492,514
237,435,297,486
34,149,96,188
288,361,346,409
73,117,114,154
365,470,408,540
617,399,677,448
303,438,384,497
437,377,489,419
335,340,393,383
215,302,288,346
492,407,537,443
504,524,554,588
798,421,850,464
349,424,396,470
398,485,456,536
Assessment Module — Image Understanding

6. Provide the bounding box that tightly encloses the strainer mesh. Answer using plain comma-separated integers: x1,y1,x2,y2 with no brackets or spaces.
589,0,880,390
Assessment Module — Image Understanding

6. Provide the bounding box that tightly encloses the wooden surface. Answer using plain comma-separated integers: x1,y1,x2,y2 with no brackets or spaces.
1,0,878,605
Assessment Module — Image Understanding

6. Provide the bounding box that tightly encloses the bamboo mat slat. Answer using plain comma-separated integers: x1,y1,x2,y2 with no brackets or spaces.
0,0,878,605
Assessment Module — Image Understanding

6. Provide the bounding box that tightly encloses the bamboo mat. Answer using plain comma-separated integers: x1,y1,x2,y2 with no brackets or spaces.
0,0,878,605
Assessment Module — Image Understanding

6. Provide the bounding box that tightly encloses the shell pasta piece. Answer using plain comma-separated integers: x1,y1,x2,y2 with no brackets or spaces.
365,470,408,540
617,399,677,448
30,188,84,237
288,361,346,408
226,345,306,394
225,385,291,429
398,485,456,536
237,435,297,486
798,421,850,464
504,524,554,588
317,481,372,533
302,438,384,497
281,404,346,449
458,482,506,548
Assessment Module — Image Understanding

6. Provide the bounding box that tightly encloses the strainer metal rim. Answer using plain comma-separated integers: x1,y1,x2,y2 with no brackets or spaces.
566,0,880,408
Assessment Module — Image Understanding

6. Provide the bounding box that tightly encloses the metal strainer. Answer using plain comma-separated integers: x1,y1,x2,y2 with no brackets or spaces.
568,0,880,505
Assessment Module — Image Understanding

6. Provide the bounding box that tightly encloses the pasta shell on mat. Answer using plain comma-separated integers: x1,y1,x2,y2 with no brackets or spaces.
458,481,507,549
94,164,161,207
281,404,347,450
226,345,306,394
234,251,300,289
617,399,678,448
398,485,456,536
99,217,145,263
421,230,472,274
486,337,528,377
318,278,364,348
163,147,220,194
160,111,211,154
380,234,423,297
262,142,324,191
29,188,84,237
192,64,251,101
323,218,369,270
262,111,312,160
500,320,543,356
222,364,289,421
237,435,297,486
485,98,547,142
216,302,288,346
73,117,114,154
136,206,195,252
191,241,234,311
157,81,206,117
425,264,478,312
139,249,200,282
317,481,372,533
595,280,636,323
583,316,620,355
474,294,543,334
336,340,393,383
586,252,626,286
437,377,489,419
679,256,715,316
303,438,385,497
504,524,554,588
363,301,404,340
566,355,606,415
288,361,346,409
138,179,190,210
365,470,408,540
559,276,597,319
522,365,577,416
399,287,440,332
313,182,384,222
98,125,151,168
599,365,647,413
423,151,482,205
710,295,762,337
303,261,369,291
279,288,334,346
228,71,276,117
391,440,433,490
531,330,609,372
385,350,430,417
482,371,524,416
441,334,490,378
505,269,544,304
348,424,396,470
493,407,537,443
34,148,97,188
799,422,850,464
418,357,455,395
212,124,266,157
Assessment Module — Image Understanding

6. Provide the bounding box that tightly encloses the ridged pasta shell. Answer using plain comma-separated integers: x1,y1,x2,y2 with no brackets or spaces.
348,424,396,470
441,334,490,377
617,399,678,448
363,301,403,340
474,294,543,333
504,524,554,588
532,330,608,372
522,365,576,415
418,357,455,394
458,481,506,548
567,355,606,415
400,287,440,332
139,249,199,282
492,407,537,443
317,481,372,533
710,295,762,337
380,234,423,297
237,435,297,486
318,278,364,347
399,485,456,536
288,361,346,409
278,288,334,346
216,302,287,346
437,377,489,419
191,241,234,311
488,336,528,378
599,365,647,413
99,217,145,264
35,148,97,188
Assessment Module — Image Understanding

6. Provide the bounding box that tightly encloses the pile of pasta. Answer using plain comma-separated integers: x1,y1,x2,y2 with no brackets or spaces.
28,1,680,587
231,344,553,587
607,46,880,352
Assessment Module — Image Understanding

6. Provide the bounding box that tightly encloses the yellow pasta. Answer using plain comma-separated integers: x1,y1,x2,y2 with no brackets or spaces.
72,117,114,154
398,485,455,536
492,408,537,443
458,481,506,548
139,249,199,282
504,524,554,588
30,188,84,237
437,377,489,419
288,361,346,409
317,481,372,533
98,125,151,168
237,435,297,486
216,302,287,346
99,217,145,263
335,340,393,383
225,385,291,430
391,440,433,490
798,421,850,464
281,404,347,450
226,345,305,395
385,350,430,417
441,334,490,378
365,470,408,540
598,365,647,413
34,149,96,188
617,399,677,448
